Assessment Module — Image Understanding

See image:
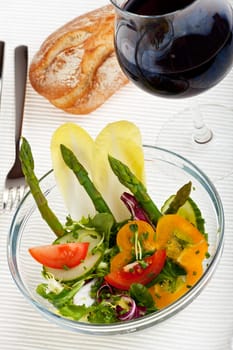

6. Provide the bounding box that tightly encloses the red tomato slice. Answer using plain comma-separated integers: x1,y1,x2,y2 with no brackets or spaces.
29,242,89,269
105,249,166,290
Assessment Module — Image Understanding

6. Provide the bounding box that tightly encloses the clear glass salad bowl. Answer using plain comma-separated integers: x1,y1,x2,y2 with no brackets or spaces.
7,145,224,335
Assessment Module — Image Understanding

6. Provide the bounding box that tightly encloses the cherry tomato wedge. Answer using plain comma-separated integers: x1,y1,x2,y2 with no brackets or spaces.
29,242,89,269
104,249,166,290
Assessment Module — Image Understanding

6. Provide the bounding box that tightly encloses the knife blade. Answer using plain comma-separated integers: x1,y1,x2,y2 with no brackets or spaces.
0,41,5,102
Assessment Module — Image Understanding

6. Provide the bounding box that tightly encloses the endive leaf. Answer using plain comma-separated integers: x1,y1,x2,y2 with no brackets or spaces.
50,123,96,220
94,121,145,220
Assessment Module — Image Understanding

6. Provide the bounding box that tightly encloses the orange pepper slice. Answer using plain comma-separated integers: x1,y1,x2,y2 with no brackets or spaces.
110,220,157,272
149,214,208,309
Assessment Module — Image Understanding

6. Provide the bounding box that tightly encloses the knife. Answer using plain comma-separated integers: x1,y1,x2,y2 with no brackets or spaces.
0,41,5,102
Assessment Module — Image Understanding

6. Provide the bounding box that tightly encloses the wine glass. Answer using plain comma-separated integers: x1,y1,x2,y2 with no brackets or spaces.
110,0,233,181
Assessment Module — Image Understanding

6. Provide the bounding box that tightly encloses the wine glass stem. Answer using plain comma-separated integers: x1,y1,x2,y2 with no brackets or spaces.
191,101,213,144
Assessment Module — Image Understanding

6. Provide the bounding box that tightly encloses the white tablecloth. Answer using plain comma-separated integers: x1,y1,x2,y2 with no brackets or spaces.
0,1,233,349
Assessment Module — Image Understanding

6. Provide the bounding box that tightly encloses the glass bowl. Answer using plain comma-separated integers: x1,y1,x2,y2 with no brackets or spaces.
7,145,224,335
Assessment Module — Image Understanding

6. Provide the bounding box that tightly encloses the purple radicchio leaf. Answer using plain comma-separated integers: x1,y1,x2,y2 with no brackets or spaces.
121,192,151,224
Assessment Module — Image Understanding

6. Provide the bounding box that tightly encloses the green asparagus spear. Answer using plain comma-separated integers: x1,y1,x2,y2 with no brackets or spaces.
19,137,65,237
163,181,192,215
108,155,162,225
60,144,115,219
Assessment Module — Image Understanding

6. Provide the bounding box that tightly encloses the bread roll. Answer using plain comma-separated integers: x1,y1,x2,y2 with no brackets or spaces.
29,4,128,114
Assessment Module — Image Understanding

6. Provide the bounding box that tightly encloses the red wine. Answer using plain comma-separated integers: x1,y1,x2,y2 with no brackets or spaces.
124,0,195,16
115,0,233,97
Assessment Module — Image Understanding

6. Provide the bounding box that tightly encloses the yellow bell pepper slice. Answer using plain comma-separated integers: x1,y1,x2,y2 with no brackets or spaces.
110,220,157,272
149,214,208,309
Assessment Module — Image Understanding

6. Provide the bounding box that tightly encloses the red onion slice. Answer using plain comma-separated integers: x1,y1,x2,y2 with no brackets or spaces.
116,295,147,321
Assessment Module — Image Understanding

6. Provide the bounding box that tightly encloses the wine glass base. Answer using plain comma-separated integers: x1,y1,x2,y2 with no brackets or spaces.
155,104,233,182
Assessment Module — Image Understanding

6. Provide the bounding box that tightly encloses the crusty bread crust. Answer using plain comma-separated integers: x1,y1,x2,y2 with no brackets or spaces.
29,4,128,114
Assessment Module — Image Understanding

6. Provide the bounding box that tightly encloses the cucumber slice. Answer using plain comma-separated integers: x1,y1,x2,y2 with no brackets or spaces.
54,228,103,253
161,195,175,214
161,196,205,234
46,228,104,281
44,250,103,282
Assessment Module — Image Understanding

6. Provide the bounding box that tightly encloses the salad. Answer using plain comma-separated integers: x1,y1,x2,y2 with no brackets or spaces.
20,121,209,324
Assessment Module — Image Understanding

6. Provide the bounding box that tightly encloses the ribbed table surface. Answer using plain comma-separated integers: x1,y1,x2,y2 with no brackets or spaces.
0,1,233,349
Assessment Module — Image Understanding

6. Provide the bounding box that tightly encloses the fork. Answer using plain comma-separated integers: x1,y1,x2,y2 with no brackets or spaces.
2,45,28,211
